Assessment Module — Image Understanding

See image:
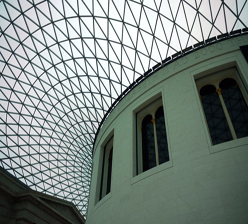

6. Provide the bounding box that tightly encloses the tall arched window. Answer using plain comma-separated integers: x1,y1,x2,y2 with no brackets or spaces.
220,78,248,138
200,85,232,145
197,69,248,146
155,106,169,164
99,137,113,201
106,148,113,195
142,115,156,171
137,99,170,174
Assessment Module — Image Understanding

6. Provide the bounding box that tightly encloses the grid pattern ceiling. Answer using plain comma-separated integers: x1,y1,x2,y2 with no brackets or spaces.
0,0,247,217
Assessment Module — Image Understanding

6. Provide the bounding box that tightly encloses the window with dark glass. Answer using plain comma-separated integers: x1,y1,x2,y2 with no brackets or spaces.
199,76,248,145
99,137,113,201
106,148,113,195
142,115,156,171
220,78,248,138
200,85,232,145
155,106,169,164
137,99,169,174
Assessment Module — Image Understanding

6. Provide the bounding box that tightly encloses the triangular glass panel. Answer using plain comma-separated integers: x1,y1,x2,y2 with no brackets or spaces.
190,16,203,42
111,0,124,20
150,40,162,62
143,0,157,11
64,0,77,17
94,0,106,17
139,7,151,33
128,1,141,24
80,18,93,38
214,6,228,34
71,39,84,58
48,1,64,21
109,20,122,42
78,0,92,16
94,18,107,39
124,3,137,26
36,7,51,27
83,39,95,58
67,18,80,39
125,24,138,47
5,3,21,21
121,67,132,87
108,42,121,63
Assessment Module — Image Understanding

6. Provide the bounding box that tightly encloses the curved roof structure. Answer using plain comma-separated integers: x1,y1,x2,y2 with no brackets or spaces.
1,0,247,217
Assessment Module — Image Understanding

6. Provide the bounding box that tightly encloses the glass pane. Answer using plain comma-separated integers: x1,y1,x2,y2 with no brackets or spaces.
220,79,248,138
106,148,113,195
99,147,106,201
200,85,232,145
155,106,169,164
142,115,156,171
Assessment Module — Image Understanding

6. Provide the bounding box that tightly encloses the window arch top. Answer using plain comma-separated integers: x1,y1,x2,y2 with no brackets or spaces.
200,85,216,96
219,78,237,90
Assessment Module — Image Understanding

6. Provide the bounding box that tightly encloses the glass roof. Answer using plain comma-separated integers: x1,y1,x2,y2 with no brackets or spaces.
0,0,247,217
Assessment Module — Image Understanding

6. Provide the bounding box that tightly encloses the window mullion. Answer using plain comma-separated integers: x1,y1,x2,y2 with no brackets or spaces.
152,118,159,166
216,88,237,139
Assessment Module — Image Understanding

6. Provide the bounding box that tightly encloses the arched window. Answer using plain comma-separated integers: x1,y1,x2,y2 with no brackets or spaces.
155,106,169,164
106,148,113,195
197,70,248,146
220,78,248,138
142,115,156,171
99,137,113,201
200,85,232,145
137,99,170,174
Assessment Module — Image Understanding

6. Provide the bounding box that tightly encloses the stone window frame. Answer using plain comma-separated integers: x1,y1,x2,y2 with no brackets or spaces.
196,67,248,146
136,98,170,175
95,135,114,204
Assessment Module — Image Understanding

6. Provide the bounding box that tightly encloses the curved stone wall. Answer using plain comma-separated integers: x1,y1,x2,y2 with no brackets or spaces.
87,35,248,224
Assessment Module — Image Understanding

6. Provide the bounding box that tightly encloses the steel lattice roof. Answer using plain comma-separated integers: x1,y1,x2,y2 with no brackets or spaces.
0,0,247,217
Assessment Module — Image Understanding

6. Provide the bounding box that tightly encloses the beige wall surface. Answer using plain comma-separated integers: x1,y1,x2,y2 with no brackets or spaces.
87,35,248,224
